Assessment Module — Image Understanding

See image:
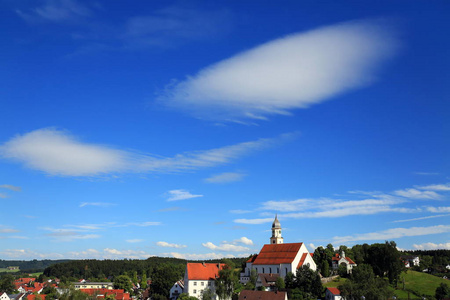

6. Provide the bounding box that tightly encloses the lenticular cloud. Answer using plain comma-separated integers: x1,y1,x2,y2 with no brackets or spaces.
160,19,399,121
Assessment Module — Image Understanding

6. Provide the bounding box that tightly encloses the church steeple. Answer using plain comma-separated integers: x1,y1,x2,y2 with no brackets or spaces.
270,214,284,244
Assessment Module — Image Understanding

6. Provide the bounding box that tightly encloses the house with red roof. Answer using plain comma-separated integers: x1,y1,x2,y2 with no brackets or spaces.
240,216,316,283
79,288,130,300
331,251,357,274
183,262,226,299
325,287,342,300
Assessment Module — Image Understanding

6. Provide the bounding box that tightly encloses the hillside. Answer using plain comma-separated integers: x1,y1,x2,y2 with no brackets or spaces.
395,270,449,299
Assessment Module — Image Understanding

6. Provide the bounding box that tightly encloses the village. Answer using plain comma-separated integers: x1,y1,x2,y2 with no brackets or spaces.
2,216,449,300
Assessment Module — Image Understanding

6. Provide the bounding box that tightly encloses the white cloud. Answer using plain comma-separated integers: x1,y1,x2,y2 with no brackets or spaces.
16,0,92,23
0,128,288,176
413,242,450,250
69,248,152,259
233,218,273,225
167,189,203,201
126,239,143,243
0,226,19,233
0,193,7,199
79,202,116,208
426,206,450,213
156,241,187,249
394,188,441,200
233,237,254,245
205,172,246,183
333,225,450,244
392,214,450,223
416,183,450,191
202,241,250,252
159,19,398,121
0,184,21,192
167,252,237,260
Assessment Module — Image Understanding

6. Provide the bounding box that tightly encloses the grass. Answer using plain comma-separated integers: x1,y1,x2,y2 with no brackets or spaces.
323,277,348,288
397,270,449,298
0,268,20,273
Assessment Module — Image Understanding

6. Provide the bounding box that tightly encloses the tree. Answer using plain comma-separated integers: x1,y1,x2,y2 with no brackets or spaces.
435,283,450,300
321,260,330,277
179,293,197,300
201,288,215,300
215,264,239,300
140,273,148,290
339,264,392,300
113,275,132,293
284,272,295,289
150,263,184,298
0,274,16,293
275,276,285,290
294,265,322,299
366,241,403,284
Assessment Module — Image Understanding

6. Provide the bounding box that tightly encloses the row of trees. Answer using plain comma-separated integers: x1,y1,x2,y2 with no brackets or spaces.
313,241,404,284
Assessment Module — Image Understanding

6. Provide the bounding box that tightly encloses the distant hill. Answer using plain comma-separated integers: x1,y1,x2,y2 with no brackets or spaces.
0,259,71,273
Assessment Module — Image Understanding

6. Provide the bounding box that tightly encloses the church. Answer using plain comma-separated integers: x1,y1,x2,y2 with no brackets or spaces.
240,216,316,283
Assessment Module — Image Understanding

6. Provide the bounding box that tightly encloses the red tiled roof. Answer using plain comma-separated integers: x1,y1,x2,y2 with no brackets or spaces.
253,243,303,265
327,287,340,295
80,289,130,300
238,290,286,300
187,263,226,280
246,255,258,263
332,255,356,265
26,295,46,300
297,253,308,269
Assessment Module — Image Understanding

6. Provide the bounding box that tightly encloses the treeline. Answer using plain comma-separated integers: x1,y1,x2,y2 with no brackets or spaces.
0,259,70,273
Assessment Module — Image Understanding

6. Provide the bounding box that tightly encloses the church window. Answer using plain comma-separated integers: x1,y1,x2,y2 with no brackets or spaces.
269,267,272,273
262,268,265,273
277,268,279,273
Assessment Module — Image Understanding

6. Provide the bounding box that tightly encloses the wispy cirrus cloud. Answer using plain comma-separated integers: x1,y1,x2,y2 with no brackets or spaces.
159,19,399,122
205,172,246,183
333,225,450,244
126,239,144,243
16,0,92,23
0,128,291,177
156,241,187,249
166,189,203,201
0,184,21,192
0,226,20,233
393,188,441,200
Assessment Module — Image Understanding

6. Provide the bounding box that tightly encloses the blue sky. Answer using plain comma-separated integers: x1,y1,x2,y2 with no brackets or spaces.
0,0,449,260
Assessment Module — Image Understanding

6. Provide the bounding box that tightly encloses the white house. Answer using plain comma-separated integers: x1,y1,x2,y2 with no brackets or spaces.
240,216,316,283
332,251,357,274
0,292,11,300
325,288,342,300
183,262,226,300
401,256,420,268
255,273,279,291
169,280,184,300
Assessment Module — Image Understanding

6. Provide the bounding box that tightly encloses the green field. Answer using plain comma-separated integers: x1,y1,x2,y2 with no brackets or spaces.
323,271,449,299
395,270,449,299
0,268,20,273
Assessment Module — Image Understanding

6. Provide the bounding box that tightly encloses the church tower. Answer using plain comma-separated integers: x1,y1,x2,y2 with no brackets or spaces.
270,215,284,244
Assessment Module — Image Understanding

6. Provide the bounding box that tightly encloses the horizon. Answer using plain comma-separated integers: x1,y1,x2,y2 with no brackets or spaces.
0,0,449,260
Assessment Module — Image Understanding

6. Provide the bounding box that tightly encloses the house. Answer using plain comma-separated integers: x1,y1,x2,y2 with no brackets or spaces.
255,273,279,291
73,282,114,290
240,216,316,283
325,287,342,300
400,256,420,268
183,262,226,299
169,280,184,300
79,288,130,300
238,290,287,300
8,294,25,300
1,292,10,300
331,252,357,274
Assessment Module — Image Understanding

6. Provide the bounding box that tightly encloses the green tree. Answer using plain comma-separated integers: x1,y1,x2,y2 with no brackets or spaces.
215,264,239,300
420,255,433,270
321,260,330,277
140,273,148,290
275,276,285,290
201,288,215,300
339,264,392,300
113,275,132,293
151,263,184,298
435,283,450,300
284,272,295,289
294,265,322,299
367,241,403,284
0,274,16,293
179,293,197,300
338,263,348,278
